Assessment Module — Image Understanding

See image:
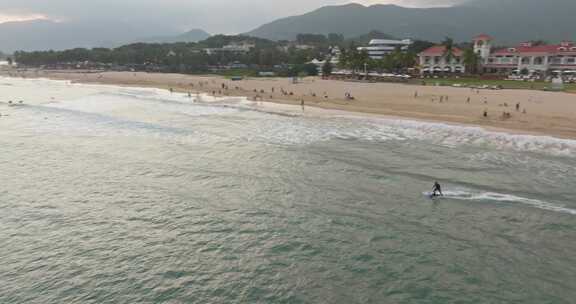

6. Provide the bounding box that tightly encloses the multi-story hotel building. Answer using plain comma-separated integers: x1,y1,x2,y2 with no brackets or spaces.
476,35,576,74
418,34,576,75
418,45,466,74
358,39,413,60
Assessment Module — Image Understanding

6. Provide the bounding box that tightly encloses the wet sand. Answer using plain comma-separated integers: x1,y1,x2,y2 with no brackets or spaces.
4,69,576,139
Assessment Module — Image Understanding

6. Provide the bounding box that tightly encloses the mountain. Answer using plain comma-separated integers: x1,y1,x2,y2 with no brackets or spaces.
246,0,576,43
0,19,177,52
138,29,211,44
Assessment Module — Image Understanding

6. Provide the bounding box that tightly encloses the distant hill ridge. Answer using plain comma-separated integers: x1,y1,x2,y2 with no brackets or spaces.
0,20,210,52
246,0,576,43
139,29,211,44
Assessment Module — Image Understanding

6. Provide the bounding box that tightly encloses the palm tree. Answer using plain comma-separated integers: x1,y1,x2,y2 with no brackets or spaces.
355,50,370,74
338,43,359,73
463,48,480,75
337,48,348,70
442,37,455,66
377,54,393,73
389,47,404,73
400,52,417,72
322,58,333,77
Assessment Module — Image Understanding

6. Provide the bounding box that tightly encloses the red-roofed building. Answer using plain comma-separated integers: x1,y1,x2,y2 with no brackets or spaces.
418,34,576,76
484,40,576,74
418,46,466,74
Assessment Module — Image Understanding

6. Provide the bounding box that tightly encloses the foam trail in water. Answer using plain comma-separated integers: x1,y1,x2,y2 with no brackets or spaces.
426,190,576,216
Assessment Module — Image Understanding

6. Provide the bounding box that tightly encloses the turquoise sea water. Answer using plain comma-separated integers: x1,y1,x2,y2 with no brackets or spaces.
1,77,575,303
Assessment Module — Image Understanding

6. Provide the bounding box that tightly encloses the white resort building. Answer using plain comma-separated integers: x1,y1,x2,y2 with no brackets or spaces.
204,42,256,55
418,34,576,76
358,39,413,60
474,34,576,75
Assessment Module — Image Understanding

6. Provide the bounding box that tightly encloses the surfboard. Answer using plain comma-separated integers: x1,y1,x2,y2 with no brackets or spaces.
423,192,442,199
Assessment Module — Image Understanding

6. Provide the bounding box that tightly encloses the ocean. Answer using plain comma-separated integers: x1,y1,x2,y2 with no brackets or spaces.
1,77,575,303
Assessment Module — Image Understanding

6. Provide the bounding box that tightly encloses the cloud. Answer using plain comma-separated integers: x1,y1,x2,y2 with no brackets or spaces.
0,12,51,24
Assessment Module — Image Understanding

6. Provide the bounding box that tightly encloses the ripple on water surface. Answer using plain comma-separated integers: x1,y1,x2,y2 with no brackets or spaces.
1,77,576,303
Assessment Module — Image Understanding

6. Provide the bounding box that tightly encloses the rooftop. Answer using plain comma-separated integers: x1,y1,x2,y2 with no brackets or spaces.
473,34,493,41
419,45,464,56
492,42,576,55
368,39,412,45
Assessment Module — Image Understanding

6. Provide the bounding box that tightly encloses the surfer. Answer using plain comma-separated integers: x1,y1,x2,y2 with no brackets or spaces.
432,181,443,197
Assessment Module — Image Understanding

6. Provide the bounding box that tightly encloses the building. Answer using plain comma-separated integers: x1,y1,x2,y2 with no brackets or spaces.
204,42,255,55
358,39,413,60
473,34,493,63
278,43,321,53
419,34,576,76
294,44,315,51
308,57,339,71
479,35,576,75
222,42,255,53
418,46,466,74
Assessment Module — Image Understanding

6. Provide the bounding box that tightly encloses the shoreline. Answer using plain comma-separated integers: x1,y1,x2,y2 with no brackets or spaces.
4,69,576,140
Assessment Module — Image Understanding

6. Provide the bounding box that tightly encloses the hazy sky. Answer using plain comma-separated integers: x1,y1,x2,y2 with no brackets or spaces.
0,0,463,34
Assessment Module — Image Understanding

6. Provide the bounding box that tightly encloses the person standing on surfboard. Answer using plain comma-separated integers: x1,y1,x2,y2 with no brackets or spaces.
432,182,443,197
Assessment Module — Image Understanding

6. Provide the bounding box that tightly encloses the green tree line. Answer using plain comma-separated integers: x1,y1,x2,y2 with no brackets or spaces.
13,33,480,76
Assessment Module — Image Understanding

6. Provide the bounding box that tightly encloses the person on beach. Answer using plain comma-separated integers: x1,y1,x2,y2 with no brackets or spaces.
300,97,305,111
432,182,443,197
516,103,520,111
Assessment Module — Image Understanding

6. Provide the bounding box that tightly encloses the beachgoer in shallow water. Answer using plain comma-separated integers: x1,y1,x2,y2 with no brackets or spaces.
432,182,443,197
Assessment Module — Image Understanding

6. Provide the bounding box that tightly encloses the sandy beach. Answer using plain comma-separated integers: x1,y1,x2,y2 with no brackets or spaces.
3,69,576,139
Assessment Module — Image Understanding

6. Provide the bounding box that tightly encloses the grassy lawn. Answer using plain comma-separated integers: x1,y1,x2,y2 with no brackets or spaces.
416,77,576,92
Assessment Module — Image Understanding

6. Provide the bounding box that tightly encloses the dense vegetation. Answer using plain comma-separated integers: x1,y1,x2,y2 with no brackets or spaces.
14,35,328,75
12,33,456,77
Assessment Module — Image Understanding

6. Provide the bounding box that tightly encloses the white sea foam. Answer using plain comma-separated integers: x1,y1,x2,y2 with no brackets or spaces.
339,116,576,157
4,76,576,157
